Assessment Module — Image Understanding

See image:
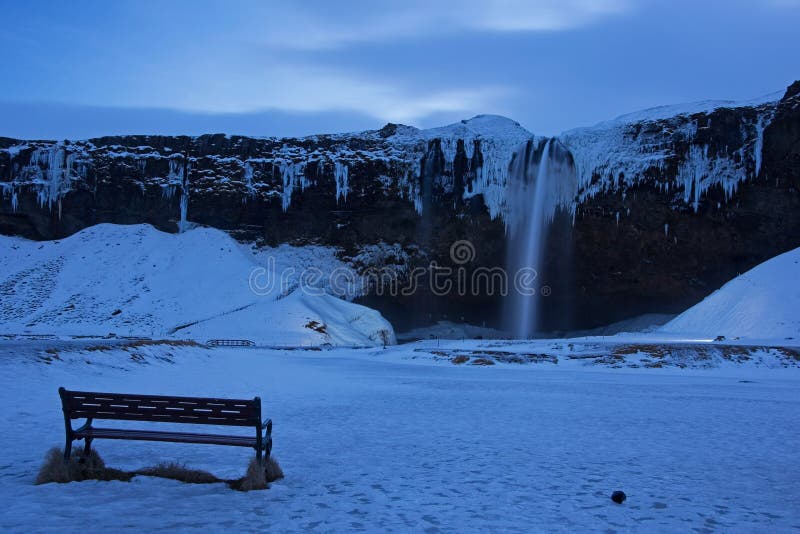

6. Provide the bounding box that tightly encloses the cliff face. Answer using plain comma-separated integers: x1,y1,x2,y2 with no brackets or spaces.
553,84,800,330
1,84,798,332
0,115,529,242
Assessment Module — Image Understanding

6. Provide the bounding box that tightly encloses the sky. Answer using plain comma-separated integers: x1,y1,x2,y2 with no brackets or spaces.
0,0,798,139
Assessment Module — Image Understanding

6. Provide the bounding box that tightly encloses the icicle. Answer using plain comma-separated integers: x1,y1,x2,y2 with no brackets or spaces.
753,111,774,178
178,158,191,233
464,139,476,162
243,161,255,202
440,138,457,172
334,160,349,203
179,190,189,232
29,144,75,216
279,160,307,212
413,195,423,214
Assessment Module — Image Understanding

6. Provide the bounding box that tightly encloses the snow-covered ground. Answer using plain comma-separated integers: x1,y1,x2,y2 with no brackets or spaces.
661,246,800,341
0,223,394,347
1,339,799,531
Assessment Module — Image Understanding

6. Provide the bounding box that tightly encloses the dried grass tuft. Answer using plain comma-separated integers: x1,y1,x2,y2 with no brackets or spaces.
230,456,284,491
136,462,220,484
35,448,133,484
35,448,283,491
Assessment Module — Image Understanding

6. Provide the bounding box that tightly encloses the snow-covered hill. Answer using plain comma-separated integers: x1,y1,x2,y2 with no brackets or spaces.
0,223,395,346
661,247,800,340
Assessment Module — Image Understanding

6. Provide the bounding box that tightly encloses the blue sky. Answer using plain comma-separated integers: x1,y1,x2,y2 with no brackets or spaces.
1,0,798,139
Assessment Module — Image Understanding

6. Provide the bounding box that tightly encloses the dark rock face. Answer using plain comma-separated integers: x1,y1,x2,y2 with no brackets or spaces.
540,85,800,330
1,86,799,334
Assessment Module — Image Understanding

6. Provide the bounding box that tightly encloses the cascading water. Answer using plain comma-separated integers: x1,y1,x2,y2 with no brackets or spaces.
504,138,577,339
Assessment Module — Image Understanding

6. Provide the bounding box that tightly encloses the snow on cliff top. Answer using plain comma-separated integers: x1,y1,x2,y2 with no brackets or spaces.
661,247,800,341
0,224,395,346
419,114,531,141
579,90,784,130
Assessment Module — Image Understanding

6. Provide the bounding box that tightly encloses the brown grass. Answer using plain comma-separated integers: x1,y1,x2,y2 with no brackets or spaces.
230,456,284,491
136,462,219,484
35,447,282,492
776,347,800,360
264,456,284,482
471,358,495,366
35,448,133,484
127,339,202,348
451,355,470,364
85,339,203,352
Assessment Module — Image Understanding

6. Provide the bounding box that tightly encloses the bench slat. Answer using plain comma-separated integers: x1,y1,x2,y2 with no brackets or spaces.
75,427,264,448
61,389,260,427
67,393,255,410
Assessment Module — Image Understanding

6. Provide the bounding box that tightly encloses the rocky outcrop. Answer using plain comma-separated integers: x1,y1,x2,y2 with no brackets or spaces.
1,84,798,333
547,84,800,330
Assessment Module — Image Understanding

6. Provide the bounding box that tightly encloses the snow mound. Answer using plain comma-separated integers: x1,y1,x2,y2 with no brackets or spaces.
0,223,395,346
420,114,529,140
661,247,800,341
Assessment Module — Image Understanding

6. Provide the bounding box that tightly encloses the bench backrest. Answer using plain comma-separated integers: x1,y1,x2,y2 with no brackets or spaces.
59,388,261,427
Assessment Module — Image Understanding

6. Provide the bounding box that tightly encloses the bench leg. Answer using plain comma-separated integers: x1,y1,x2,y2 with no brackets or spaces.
63,436,72,463
83,438,93,456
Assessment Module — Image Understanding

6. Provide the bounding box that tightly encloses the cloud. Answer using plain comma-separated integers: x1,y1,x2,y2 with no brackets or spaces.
130,60,512,124
254,0,635,50
0,0,630,129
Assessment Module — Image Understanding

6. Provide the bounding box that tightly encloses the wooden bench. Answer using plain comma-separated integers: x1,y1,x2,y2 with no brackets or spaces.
58,387,272,462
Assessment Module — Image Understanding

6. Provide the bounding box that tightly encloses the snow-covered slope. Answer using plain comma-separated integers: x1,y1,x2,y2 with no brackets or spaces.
661,247,800,340
0,224,395,346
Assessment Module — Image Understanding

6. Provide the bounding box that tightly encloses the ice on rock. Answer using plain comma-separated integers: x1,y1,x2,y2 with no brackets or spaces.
0,96,782,226
23,144,87,217
334,160,349,203
279,160,308,212
560,98,779,214
676,145,743,212
753,110,774,177
243,161,255,200
388,115,533,220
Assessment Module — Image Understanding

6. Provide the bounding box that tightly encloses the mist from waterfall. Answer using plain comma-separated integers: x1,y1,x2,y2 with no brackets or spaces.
504,137,577,339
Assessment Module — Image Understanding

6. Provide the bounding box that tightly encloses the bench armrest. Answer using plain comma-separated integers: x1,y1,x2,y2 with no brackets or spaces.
262,418,272,436
74,418,94,433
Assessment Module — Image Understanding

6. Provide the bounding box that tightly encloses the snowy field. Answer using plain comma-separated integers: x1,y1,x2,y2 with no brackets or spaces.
1,340,799,532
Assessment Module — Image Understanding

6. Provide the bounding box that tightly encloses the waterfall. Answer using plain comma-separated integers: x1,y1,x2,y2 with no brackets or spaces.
504,138,577,338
